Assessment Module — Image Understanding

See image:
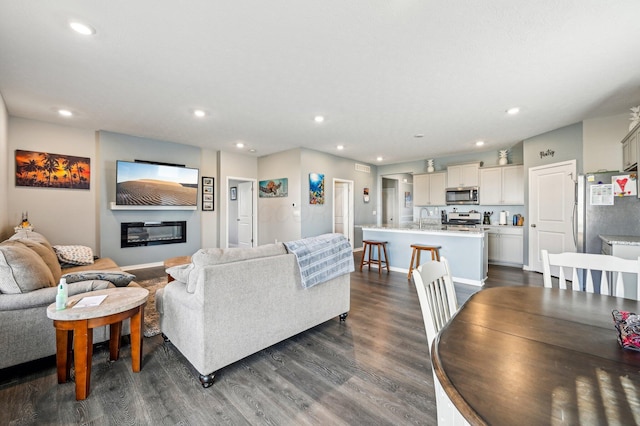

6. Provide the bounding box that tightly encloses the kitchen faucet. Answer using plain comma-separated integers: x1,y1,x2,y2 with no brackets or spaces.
419,207,429,229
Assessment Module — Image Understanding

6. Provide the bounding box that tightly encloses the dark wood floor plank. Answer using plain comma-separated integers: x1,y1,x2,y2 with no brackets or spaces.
0,256,542,425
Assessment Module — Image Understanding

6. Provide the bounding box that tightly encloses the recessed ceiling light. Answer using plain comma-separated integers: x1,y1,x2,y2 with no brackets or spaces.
249,149,256,153
476,140,485,146
337,145,344,150
376,156,383,162
414,134,424,138
69,21,96,35
314,115,325,123
236,142,244,148
506,107,520,115
194,109,206,118
58,109,73,117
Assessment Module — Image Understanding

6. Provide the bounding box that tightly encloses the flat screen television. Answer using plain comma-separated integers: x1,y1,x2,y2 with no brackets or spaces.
116,160,199,207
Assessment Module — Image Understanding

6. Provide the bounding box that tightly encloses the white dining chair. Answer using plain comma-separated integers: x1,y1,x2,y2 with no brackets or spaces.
412,257,469,426
541,249,640,299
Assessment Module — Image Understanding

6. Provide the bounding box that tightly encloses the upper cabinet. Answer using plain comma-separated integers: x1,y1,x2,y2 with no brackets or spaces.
479,165,524,205
622,123,639,171
414,172,446,206
447,162,480,188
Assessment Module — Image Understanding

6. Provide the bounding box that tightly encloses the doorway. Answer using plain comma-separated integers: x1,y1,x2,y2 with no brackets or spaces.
528,160,577,272
227,177,257,248
333,178,354,248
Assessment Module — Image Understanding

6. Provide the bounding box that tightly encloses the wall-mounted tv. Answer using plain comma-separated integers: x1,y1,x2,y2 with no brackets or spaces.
116,160,199,207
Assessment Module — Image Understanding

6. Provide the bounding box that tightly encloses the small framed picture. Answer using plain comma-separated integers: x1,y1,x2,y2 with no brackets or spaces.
230,187,237,200
201,176,214,211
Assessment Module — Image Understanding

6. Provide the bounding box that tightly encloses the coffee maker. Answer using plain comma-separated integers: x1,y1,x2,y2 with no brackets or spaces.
483,211,493,225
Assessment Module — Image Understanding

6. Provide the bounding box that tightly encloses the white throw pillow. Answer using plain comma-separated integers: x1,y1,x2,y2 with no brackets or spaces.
53,245,94,266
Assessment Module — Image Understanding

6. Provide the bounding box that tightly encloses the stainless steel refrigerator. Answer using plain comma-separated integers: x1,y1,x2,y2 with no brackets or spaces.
576,171,640,254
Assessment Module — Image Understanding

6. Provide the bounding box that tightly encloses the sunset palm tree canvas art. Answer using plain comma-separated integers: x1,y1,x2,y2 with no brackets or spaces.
15,150,90,189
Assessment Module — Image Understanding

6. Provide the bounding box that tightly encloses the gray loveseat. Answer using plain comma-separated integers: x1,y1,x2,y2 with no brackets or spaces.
0,230,138,370
156,237,351,387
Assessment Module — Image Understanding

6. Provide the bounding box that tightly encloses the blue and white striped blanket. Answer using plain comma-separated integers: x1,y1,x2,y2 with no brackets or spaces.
284,233,354,288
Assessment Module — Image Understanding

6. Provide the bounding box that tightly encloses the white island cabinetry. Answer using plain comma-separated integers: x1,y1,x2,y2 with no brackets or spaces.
486,226,523,266
413,172,446,206
479,165,524,205
362,225,488,286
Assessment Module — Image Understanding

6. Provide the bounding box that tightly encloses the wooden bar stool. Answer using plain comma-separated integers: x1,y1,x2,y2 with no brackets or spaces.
360,240,390,275
408,244,441,280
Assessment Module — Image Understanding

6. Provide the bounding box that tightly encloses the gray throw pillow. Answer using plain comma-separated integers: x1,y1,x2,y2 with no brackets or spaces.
3,239,62,282
0,244,56,294
61,271,136,287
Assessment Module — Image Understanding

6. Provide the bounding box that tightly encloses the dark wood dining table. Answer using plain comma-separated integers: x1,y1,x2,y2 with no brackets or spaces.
432,286,640,425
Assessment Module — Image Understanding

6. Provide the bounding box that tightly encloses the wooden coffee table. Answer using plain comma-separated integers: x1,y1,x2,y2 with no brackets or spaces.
46,287,149,400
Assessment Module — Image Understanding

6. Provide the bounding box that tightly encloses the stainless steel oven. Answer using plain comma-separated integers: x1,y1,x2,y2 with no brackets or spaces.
445,186,479,205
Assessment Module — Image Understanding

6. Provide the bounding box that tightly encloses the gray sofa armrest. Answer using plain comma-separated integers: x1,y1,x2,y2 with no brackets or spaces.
156,280,202,314
0,280,113,311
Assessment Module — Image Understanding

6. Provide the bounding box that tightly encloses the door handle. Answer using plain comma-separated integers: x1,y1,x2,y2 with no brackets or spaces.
530,224,536,227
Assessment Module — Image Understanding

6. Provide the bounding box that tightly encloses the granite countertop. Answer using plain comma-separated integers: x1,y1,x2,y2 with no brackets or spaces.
599,235,640,246
360,223,486,235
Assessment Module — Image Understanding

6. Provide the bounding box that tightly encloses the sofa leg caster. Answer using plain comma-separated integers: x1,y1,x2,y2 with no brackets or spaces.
162,333,170,343
199,373,215,388
339,312,348,321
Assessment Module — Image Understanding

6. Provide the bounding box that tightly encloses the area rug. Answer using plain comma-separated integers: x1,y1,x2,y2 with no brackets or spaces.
136,275,169,337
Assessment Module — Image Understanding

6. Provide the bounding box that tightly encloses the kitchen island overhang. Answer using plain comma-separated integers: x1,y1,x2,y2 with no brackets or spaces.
361,225,488,286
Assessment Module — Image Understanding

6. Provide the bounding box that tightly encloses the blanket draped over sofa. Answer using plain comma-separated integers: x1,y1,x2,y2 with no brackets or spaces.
157,234,352,387
283,233,355,288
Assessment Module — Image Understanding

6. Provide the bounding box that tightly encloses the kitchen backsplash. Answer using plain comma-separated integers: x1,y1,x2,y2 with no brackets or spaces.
413,205,525,225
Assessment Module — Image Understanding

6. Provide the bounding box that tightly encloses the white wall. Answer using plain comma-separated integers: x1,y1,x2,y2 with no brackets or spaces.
0,93,8,240
218,151,258,247
258,149,302,244
200,148,219,248
583,112,629,172
7,117,98,249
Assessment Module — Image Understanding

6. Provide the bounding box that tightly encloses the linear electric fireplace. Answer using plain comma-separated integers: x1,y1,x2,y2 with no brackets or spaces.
121,221,186,248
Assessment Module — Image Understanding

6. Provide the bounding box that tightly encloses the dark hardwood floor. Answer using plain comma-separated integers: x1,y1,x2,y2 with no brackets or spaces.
0,257,543,425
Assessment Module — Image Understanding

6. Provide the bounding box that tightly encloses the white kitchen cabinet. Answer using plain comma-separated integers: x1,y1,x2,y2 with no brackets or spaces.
479,165,524,205
447,162,480,188
486,226,523,266
622,124,638,172
413,172,446,206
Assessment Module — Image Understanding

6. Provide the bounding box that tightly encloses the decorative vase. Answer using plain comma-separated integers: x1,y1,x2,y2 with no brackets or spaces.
631,106,640,131
426,159,435,173
498,150,508,165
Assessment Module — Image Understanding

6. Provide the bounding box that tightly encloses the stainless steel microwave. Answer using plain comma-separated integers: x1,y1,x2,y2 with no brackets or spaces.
446,186,479,205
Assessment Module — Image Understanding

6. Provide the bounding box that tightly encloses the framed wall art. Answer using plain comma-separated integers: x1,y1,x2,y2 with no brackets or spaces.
230,186,237,200
259,178,288,197
15,149,91,189
309,173,325,204
202,176,214,211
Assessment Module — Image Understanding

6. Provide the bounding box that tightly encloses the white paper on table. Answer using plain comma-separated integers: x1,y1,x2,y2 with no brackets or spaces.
72,294,107,308
590,184,614,205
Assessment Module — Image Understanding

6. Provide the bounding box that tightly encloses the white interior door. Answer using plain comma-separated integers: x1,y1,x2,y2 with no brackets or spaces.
333,179,354,247
528,160,577,272
382,188,396,225
237,181,254,248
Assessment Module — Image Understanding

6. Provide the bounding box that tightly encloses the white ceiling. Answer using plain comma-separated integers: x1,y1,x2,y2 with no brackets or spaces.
2,1,640,165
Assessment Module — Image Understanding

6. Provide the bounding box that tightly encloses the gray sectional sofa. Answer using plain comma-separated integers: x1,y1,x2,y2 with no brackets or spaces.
0,230,138,370
157,236,352,387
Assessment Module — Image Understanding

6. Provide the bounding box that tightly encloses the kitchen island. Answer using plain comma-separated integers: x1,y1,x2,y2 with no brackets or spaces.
361,224,488,286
